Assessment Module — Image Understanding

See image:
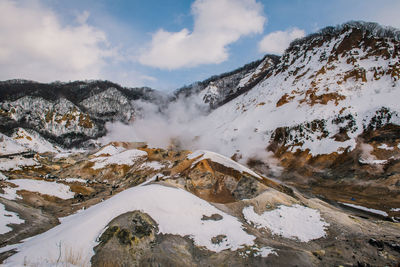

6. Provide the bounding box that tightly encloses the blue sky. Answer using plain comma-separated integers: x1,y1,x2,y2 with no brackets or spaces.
1,0,399,91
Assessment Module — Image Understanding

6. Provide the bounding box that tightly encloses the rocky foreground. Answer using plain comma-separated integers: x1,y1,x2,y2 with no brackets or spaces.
0,142,398,266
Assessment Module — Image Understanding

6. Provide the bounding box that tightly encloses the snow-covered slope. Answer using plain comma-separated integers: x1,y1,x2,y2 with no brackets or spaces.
175,55,279,109
0,80,164,148
0,133,28,156
2,184,256,266
80,87,135,122
192,22,400,158
198,56,278,108
0,96,100,146
11,128,61,154
188,150,262,179
0,179,74,200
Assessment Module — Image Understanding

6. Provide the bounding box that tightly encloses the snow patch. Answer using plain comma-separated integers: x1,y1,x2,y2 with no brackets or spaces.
390,208,400,212
90,149,147,169
377,144,394,150
0,156,39,171
243,205,329,242
359,158,387,165
0,172,7,181
359,144,387,165
53,152,73,159
53,148,87,159
254,246,277,258
0,203,24,234
1,179,74,200
62,178,87,184
188,150,261,178
339,202,388,217
140,161,165,170
93,144,125,156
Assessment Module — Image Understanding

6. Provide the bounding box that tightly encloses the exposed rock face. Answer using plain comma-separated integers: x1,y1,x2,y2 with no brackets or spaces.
232,175,259,200
167,152,288,204
0,80,165,148
174,55,279,109
92,211,158,266
1,96,100,147
80,87,134,122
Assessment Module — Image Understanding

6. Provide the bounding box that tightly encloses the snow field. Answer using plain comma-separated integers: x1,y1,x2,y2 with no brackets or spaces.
3,184,257,266
0,179,75,200
243,204,329,242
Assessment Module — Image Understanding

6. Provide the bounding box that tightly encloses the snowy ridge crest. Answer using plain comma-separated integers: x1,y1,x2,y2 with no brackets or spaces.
289,21,400,51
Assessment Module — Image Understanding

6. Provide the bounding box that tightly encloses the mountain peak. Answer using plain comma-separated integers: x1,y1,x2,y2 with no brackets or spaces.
288,21,400,52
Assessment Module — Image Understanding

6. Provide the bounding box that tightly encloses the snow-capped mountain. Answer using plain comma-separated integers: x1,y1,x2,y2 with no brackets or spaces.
197,21,399,152
175,54,279,109
168,22,400,180
0,80,165,148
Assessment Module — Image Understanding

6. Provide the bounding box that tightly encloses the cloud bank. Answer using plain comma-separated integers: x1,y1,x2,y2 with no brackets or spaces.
139,0,266,69
0,0,114,82
258,28,305,55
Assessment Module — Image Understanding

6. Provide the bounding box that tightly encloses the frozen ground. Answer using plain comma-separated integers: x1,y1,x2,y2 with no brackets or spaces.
0,203,24,235
90,149,147,170
243,204,329,242
0,179,74,200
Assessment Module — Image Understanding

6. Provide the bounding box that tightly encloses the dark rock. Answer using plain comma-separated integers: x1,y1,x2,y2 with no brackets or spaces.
356,261,371,267
92,211,158,266
117,229,132,245
111,185,119,190
74,193,85,202
131,213,155,239
312,249,325,260
232,175,259,200
201,214,223,221
98,226,119,244
211,235,227,245
368,238,384,250
384,241,400,253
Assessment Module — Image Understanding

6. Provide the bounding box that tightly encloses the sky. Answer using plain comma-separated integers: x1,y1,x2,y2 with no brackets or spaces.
0,0,399,92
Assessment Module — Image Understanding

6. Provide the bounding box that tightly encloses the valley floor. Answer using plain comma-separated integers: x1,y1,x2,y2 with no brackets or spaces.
0,144,398,266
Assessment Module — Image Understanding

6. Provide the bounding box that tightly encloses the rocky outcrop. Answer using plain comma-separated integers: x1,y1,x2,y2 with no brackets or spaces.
80,87,135,123
174,55,279,109
0,80,165,148
92,211,158,266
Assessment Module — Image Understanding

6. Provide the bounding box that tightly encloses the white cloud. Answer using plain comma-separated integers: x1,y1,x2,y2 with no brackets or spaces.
258,28,305,55
0,0,114,82
76,10,90,25
139,0,266,69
